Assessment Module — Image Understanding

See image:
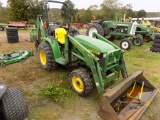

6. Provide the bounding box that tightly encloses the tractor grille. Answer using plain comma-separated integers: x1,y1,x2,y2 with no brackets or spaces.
130,23,137,35
99,56,112,68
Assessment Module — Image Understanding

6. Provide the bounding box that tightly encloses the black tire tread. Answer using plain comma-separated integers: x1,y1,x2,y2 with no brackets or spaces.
132,34,143,46
152,43,160,48
154,38,160,43
154,33,160,39
70,69,93,97
38,42,58,71
6,32,18,36
7,36,19,43
86,23,104,37
6,27,18,32
150,47,160,53
2,88,29,120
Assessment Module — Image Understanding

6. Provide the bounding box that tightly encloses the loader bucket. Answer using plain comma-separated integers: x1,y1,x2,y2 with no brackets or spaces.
98,71,157,120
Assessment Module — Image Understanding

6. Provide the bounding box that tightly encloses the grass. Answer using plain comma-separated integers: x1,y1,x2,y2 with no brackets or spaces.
0,29,160,120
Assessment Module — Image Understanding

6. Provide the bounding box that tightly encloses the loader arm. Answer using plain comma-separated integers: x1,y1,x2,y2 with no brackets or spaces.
36,15,47,41
67,35,105,94
92,32,128,78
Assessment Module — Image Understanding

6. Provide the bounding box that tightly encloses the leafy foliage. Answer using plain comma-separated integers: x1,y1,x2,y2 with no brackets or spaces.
0,0,156,24
7,0,29,21
40,82,72,103
137,9,147,18
83,9,93,23
100,0,124,20
7,0,44,22
61,0,78,23
27,0,45,21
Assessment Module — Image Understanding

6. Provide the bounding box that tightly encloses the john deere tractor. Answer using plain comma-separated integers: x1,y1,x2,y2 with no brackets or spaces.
30,1,157,120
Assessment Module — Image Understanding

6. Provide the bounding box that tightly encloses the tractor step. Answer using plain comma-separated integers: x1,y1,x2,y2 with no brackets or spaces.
98,71,157,120
55,57,66,65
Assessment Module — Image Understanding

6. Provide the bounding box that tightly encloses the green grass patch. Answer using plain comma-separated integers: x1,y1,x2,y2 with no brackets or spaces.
40,82,72,103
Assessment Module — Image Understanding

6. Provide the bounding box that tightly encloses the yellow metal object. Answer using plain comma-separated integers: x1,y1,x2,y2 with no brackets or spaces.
138,81,144,100
72,76,84,92
128,81,136,96
40,50,46,65
55,28,67,44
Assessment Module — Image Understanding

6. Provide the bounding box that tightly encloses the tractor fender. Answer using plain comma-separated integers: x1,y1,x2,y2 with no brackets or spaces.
0,84,7,100
43,36,62,59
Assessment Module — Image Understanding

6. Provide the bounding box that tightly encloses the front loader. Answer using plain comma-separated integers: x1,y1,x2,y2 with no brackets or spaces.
136,24,156,42
30,1,157,119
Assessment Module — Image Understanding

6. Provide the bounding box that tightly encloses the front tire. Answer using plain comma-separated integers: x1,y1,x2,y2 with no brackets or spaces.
86,23,104,37
2,88,29,120
70,69,93,97
38,42,58,71
120,38,132,50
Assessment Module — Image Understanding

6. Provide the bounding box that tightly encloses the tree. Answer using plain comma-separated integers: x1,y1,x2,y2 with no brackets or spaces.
0,1,2,7
27,0,45,21
83,9,92,23
137,9,146,18
61,0,78,23
7,0,29,21
125,4,136,18
88,5,99,10
100,0,123,20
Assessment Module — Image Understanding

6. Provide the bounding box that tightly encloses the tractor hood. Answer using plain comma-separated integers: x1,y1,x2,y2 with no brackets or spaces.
74,35,116,53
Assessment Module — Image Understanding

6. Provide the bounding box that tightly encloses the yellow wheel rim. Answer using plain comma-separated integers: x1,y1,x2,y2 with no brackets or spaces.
40,50,46,65
144,36,149,42
72,76,84,92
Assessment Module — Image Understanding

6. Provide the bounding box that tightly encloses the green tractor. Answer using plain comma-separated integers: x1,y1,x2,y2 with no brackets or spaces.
30,1,157,119
86,19,143,50
115,13,156,42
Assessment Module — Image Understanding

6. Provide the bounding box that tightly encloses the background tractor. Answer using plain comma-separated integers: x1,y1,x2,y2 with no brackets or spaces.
30,1,157,119
86,19,143,50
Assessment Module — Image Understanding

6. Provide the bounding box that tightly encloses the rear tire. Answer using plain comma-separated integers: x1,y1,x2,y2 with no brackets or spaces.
7,36,19,43
154,38,160,43
153,43,160,48
38,42,58,71
155,33,160,39
70,69,93,97
143,34,151,42
6,27,19,43
2,88,29,120
150,47,160,53
120,38,132,50
132,34,143,46
86,23,104,37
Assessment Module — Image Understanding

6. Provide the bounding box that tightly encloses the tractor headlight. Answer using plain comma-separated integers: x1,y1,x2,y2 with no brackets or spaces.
103,53,107,58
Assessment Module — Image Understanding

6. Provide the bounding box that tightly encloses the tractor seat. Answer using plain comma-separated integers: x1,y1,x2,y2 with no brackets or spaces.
48,24,58,36
55,28,67,44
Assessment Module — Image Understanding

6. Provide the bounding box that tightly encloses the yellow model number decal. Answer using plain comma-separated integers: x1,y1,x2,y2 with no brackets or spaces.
88,49,100,55
73,41,84,52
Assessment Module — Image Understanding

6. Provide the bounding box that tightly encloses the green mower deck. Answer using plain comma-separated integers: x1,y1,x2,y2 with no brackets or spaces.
0,50,33,66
